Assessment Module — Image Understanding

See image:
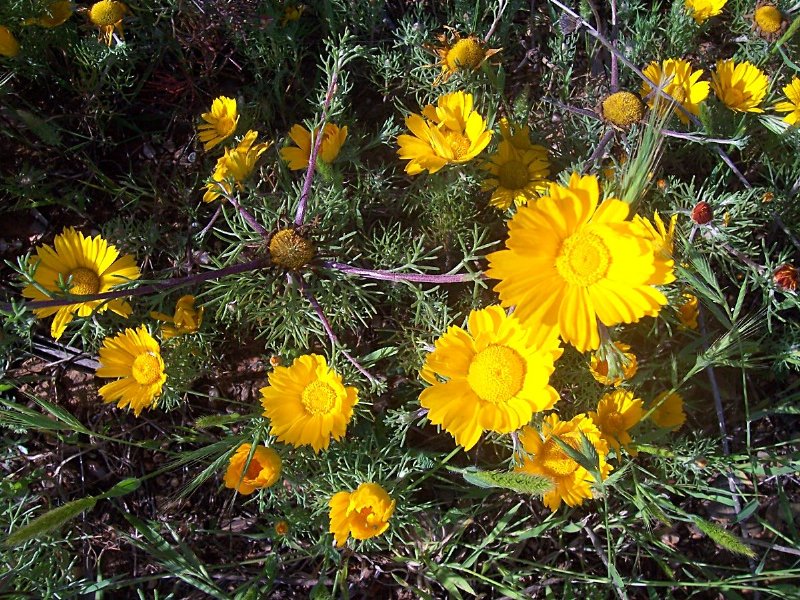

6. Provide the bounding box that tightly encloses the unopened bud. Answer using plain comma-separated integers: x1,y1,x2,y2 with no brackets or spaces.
691,201,713,224
773,264,798,291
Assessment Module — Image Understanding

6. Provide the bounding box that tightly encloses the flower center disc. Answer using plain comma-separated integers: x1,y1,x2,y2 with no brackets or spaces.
556,230,611,286
604,412,625,433
90,0,124,26
68,267,101,295
445,131,471,160
301,380,337,415
244,458,263,479
131,352,163,386
498,160,530,190
540,437,580,477
755,6,782,32
467,344,526,404
446,39,485,70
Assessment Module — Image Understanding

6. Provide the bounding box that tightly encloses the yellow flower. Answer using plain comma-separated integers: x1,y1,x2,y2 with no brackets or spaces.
397,91,492,175
95,326,166,416
641,59,710,124
198,96,239,151
711,60,769,113
433,32,500,82
600,91,645,129
24,1,73,28
223,443,281,495
498,118,535,152
753,3,786,39
589,342,638,386
632,210,678,286
685,0,727,23
649,391,686,430
482,142,550,209
677,292,699,329
21,227,140,340
419,306,562,451
281,4,304,25
486,173,671,352
0,25,20,57
329,482,395,547
589,389,644,454
203,130,271,202
150,295,203,339
279,123,348,170
88,0,126,46
260,354,358,453
516,414,611,511
275,520,289,536
775,77,800,126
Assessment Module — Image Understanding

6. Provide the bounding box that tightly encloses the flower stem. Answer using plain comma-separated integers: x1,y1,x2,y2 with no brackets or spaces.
323,261,478,284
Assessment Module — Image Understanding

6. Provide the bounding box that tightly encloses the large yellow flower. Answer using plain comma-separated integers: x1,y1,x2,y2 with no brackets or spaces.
260,354,358,453
498,118,535,152
433,32,500,82
516,413,611,511
150,295,204,339
419,306,562,451
198,96,239,151
203,130,270,202
24,1,73,28
482,142,550,210
279,123,348,170
96,326,166,416
397,91,492,175
487,173,671,352
641,59,710,124
223,443,281,495
685,0,727,23
775,77,800,126
329,482,395,547
0,25,20,57
589,390,644,454
589,342,637,386
712,60,769,113
88,0,126,46
649,391,687,430
22,227,141,340
632,210,677,286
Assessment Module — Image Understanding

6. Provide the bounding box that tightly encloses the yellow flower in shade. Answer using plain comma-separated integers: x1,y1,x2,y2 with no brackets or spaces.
516,413,611,511
589,342,638,386
279,123,348,170
260,354,358,453
632,210,678,286
482,143,551,209
21,227,140,340
498,118,536,151
649,391,687,430
281,4,304,25
486,173,671,353
677,292,699,329
95,326,166,416
684,0,727,23
0,25,20,57
88,0,126,46
600,91,645,129
641,59,710,124
203,130,271,202
775,77,800,126
419,306,563,451
275,520,289,536
753,2,786,39
198,96,239,151
589,390,644,454
711,60,769,113
150,295,204,339
397,91,492,175
223,443,281,495
329,482,395,547
433,31,500,82
24,1,73,28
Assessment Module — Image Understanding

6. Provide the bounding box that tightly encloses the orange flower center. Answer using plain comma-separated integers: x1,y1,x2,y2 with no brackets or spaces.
754,5,783,33
68,267,101,295
498,160,530,190
131,352,163,386
301,380,336,415
446,38,485,71
603,412,625,434
444,131,471,160
539,436,580,478
467,344,526,404
556,230,611,286
244,458,263,479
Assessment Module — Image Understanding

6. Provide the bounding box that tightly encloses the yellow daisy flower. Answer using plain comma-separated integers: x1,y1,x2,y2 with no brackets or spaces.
0,25,20,57
329,482,395,547
419,306,563,451
88,0,126,46
775,77,800,126
589,342,638,386
203,130,271,202
260,354,358,453
753,2,786,40
433,31,500,82
711,60,769,113
498,118,535,152
677,293,699,329
599,91,645,129
641,59,710,124
684,0,727,23
95,326,166,416
396,90,492,175
632,210,678,286
21,227,140,340
649,391,687,430
150,295,203,339
516,413,611,511
198,96,239,151
24,1,73,28
589,389,644,454
486,173,671,353
279,123,348,171
482,142,550,210
223,443,281,495
281,4,305,25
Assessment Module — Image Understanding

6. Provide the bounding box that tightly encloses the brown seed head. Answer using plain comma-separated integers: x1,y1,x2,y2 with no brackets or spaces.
268,228,315,270
773,264,798,291
691,201,713,224
600,91,645,129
